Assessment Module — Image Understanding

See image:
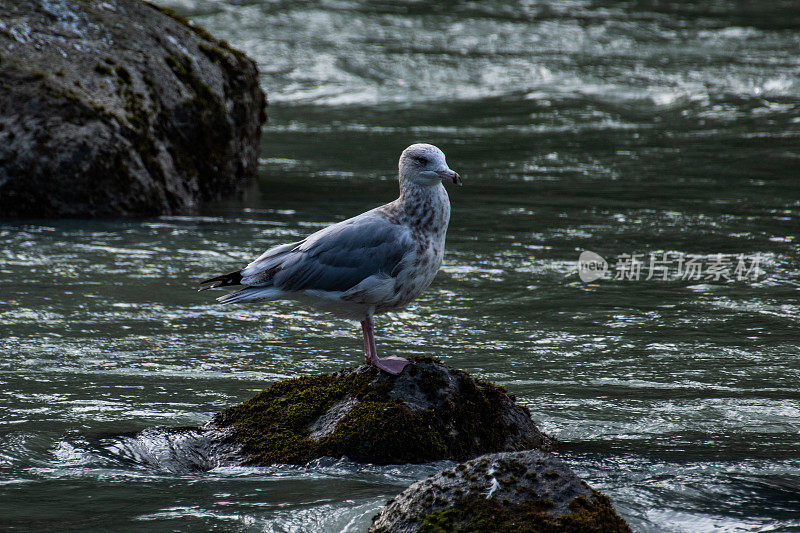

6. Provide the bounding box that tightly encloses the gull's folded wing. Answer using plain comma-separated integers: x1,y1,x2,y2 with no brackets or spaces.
272,210,413,294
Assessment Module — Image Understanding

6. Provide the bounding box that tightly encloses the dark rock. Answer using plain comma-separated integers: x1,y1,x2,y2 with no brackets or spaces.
0,0,266,217
212,357,552,466
370,450,631,533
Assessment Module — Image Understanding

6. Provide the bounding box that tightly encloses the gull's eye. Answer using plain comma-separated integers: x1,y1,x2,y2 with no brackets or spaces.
413,156,428,165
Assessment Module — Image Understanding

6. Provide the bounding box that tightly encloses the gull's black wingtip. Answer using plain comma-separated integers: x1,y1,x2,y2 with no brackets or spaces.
198,270,243,291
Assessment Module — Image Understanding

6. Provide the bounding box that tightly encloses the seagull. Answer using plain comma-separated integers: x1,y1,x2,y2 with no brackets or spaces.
198,143,461,375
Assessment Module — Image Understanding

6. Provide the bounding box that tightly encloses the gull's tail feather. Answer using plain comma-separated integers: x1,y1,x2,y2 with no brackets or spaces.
217,286,283,305
198,270,243,291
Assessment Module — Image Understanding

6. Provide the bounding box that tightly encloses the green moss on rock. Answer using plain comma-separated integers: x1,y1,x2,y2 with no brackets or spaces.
0,0,266,218
213,366,449,465
216,372,370,464
417,491,628,533
198,42,229,64
370,450,630,533
144,1,246,60
160,53,234,195
214,358,550,465
164,54,223,116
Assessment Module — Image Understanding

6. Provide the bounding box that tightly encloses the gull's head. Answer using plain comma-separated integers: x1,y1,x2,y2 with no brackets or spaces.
399,143,462,187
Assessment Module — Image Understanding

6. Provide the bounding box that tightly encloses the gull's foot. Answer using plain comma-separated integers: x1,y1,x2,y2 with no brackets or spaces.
371,355,409,375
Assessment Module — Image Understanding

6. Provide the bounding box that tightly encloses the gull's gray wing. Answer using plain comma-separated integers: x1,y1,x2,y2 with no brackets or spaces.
268,211,413,293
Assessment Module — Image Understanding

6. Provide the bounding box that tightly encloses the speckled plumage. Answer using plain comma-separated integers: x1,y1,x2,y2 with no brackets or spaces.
372,181,451,314
199,143,461,373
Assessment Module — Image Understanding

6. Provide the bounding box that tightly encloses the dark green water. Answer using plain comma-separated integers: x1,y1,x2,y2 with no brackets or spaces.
2,1,800,531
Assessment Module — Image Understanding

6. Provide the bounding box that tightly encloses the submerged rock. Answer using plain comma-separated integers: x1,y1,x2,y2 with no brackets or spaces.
370,450,631,533
213,357,551,466
0,0,266,217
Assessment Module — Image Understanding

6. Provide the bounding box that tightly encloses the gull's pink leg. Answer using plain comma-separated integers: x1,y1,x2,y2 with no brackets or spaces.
360,316,409,375
361,318,374,365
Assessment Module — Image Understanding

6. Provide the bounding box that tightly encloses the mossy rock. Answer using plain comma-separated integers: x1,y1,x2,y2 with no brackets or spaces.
0,0,266,217
212,357,551,465
370,450,631,533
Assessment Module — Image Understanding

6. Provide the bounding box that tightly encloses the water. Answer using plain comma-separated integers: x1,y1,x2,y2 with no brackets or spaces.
2,0,800,531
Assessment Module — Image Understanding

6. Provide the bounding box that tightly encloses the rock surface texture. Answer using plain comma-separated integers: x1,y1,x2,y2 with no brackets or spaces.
370,450,631,533
0,0,266,217
213,357,552,465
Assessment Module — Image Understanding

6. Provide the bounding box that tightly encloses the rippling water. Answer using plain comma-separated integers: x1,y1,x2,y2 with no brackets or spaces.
2,1,800,531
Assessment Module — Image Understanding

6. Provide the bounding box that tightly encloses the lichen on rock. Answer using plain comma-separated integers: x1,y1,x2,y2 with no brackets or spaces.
369,450,631,533
212,357,551,466
0,0,266,217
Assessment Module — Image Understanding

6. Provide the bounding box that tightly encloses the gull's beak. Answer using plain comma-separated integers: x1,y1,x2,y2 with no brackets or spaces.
437,169,462,186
